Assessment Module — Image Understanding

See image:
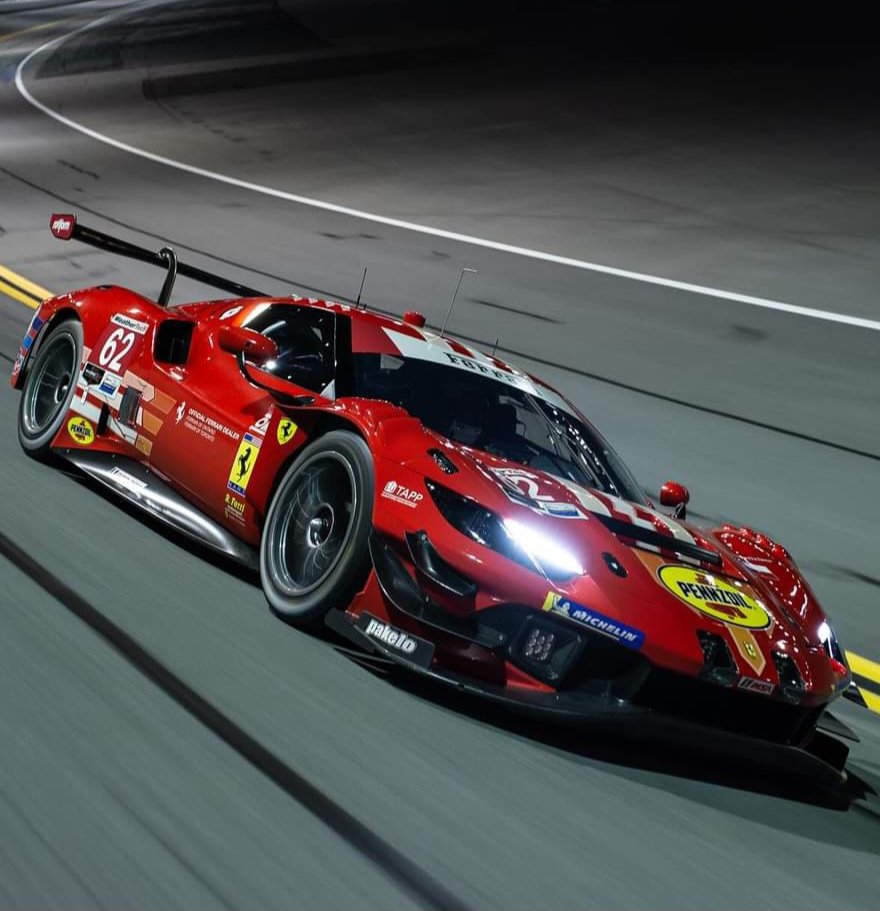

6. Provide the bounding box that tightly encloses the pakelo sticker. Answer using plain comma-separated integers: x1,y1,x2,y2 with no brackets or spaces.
381,480,423,507
276,418,298,446
542,592,644,649
657,565,770,630
227,433,261,495
67,416,95,446
356,613,435,668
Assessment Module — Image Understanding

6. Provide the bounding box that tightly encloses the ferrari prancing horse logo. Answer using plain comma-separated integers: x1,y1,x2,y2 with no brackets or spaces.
227,432,261,495
277,418,297,446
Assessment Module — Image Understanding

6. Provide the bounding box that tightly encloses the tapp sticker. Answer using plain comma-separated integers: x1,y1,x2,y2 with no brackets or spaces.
227,433,261,495
67,416,95,446
657,565,771,630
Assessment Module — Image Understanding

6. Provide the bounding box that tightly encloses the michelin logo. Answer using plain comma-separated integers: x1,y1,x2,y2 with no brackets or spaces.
542,592,645,650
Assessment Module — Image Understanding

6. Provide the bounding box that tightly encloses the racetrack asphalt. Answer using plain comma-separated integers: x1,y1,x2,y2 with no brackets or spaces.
1,2,880,907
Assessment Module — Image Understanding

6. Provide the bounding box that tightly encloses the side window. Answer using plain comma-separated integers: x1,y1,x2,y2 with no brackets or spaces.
243,305,336,394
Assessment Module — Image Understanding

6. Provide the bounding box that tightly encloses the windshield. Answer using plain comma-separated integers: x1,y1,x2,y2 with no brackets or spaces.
352,353,645,502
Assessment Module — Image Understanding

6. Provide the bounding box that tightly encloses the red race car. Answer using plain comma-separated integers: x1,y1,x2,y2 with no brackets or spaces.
11,214,863,776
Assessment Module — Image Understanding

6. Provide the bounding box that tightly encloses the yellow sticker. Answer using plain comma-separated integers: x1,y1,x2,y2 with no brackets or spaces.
657,564,770,630
276,418,298,446
227,433,261,495
67,416,95,446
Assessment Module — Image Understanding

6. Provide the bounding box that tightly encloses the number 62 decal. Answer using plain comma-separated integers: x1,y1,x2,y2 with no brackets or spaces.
97,328,136,372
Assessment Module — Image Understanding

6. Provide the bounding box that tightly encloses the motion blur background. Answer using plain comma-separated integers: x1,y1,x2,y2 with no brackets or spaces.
1,0,879,908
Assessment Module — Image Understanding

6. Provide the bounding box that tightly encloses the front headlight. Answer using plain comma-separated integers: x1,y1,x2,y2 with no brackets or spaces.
425,480,582,581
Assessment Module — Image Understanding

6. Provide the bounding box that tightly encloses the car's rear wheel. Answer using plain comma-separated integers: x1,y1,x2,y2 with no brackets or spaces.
18,318,82,461
260,430,374,628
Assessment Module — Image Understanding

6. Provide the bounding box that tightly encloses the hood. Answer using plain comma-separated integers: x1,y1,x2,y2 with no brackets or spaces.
399,438,842,703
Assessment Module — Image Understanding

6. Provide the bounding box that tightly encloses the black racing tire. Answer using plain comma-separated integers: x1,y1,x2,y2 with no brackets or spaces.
260,429,374,629
17,318,82,462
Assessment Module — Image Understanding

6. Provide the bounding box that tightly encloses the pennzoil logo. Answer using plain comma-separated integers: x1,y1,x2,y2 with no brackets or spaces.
277,418,297,445
227,433,261,495
657,565,770,630
67,416,95,446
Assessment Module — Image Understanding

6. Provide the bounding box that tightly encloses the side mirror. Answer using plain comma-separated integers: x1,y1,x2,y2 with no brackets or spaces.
218,325,277,365
660,480,690,519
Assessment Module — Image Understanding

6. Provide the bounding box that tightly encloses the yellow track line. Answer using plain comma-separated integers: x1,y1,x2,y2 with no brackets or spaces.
0,264,53,303
848,651,880,684
0,18,69,45
0,278,42,309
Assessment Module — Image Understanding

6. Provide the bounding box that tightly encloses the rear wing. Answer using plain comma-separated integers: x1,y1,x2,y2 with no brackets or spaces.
49,213,268,306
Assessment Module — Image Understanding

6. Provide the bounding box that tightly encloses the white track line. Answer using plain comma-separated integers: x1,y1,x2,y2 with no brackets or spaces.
14,4,880,333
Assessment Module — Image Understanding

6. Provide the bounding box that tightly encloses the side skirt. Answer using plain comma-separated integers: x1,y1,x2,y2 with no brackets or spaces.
60,449,258,570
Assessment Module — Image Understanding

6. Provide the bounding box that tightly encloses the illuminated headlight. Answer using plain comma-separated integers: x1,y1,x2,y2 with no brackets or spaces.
818,620,849,678
502,517,584,578
425,480,583,581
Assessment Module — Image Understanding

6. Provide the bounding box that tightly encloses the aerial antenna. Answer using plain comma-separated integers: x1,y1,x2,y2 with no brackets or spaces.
491,337,499,357
440,267,477,337
355,266,368,309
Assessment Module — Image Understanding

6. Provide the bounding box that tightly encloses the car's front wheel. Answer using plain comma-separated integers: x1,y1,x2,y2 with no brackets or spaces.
260,429,374,628
18,317,82,461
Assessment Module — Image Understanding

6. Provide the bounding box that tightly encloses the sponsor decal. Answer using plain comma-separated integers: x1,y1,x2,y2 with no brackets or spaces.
276,418,298,446
12,313,45,380
111,313,149,335
542,592,644,649
356,613,435,668
219,305,243,321
67,416,95,446
384,328,536,395
364,618,417,654
249,409,273,436
108,466,147,493
181,405,240,443
738,676,774,696
82,363,105,385
657,565,771,630
20,313,45,352
542,501,583,518
381,479,423,508
227,433,261,495
50,214,74,239
224,492,246,524
490,467,586,519
98,371,122,397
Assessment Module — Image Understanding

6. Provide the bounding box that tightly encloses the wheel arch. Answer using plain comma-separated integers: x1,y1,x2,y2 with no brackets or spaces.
13,305,81,389
263,409,372,516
